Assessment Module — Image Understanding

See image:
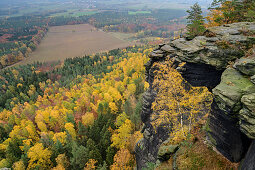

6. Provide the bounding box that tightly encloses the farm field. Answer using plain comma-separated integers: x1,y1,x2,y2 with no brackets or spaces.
16,24,134,65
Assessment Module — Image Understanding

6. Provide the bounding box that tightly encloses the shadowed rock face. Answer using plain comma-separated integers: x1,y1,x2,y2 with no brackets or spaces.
208,101,251,162
136,53,170,169
135,22,255,169
240,141,255,170
181,62,223,90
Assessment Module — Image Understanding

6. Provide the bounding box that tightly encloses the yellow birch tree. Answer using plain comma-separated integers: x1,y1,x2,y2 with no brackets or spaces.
151,57,213,142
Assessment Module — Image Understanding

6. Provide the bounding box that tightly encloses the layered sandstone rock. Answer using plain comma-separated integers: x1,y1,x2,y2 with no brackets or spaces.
135,22,255,169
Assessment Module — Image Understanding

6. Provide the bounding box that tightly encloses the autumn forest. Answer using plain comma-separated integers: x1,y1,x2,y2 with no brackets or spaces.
1,0,255,169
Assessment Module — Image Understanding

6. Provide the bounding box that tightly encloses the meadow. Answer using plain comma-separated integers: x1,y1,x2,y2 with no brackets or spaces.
16,24,133,65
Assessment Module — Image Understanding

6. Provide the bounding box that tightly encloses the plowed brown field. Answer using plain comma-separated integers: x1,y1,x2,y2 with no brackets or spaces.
17,24,133,65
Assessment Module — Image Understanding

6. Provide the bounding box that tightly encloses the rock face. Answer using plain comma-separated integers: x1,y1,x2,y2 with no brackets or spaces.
135,22,255,169
207,100,250,162
234,57,255,76
240,94,255,139
181,62,223,90
135,46,171,169
240,140,255,170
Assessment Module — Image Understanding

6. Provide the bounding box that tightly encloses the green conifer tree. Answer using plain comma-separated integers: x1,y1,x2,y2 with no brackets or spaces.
186,3,206,39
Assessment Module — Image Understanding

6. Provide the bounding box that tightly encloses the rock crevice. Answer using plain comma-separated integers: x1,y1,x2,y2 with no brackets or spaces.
135,22,255,169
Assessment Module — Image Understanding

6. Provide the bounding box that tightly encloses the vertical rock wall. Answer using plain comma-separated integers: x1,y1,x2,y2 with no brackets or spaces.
135,22,255,169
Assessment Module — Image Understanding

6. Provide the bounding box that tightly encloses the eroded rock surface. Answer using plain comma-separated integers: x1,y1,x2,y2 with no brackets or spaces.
135,22,255,169
240,140,255,170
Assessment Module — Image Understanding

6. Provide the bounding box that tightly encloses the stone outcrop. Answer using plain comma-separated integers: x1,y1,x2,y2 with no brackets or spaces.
135,46,171,169
135,22,255,169
240,140,255,170
157,144,179,161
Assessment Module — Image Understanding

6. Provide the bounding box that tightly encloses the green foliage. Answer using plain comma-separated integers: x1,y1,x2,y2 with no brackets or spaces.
186,3,206,39
98,161,108,170
131,95,143,130
86,139,102,164
6,138,23,165
106,146,116,166
70,142,89,169
50,140,65,167
0,125,8,143
209,0,255,24
142,162,156,170
0,46,144,111
0,45,150,169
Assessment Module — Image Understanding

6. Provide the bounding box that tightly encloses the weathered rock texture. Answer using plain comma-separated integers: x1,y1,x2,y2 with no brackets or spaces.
135,22,255,169
240,140,255,170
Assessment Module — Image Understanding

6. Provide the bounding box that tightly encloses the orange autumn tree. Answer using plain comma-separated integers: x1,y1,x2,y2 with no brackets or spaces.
206,0,255,26
151,57,213,142
206,1,236,27
205,9,224,27
111,148,133,170
84,159,97,170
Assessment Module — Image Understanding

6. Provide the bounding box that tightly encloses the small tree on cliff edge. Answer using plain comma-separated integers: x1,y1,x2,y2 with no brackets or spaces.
186,3,206,39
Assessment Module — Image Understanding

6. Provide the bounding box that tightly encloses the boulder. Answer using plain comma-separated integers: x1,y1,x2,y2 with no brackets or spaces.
239,94,255,139
207,101,250,162
242,93,255,112
207,22,252,36
223,34,248,44
136,22,255,169
240,119,255,139
213,68,255,112
149,52,164,59
251,75,255,84
234,57,255,76
170,36,244,68
170,37,205,54
157,145,179,161
160,44,175,53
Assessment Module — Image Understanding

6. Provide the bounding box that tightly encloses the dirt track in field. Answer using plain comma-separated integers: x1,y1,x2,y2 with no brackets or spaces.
17,24,133,65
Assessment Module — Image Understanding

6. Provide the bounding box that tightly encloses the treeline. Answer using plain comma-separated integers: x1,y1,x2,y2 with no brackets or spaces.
187,0,255,33
0,9,186,69
206,0,255,27
0,46,142,112
0,15,90,69
0,8,186,69
0,16,49,68
48,16,89,26
0,45,153,169
91,10,186,37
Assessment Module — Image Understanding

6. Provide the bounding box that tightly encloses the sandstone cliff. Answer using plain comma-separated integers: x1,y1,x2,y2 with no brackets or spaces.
135,22,255,169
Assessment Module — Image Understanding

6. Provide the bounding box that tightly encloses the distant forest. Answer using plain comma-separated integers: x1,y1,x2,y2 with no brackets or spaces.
0,9,186,69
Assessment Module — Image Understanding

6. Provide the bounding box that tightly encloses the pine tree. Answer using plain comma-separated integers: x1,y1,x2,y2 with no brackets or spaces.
106,146,116,166
6,138,22,165
86,139,102,164
70,142,89,169
186,3,206,39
